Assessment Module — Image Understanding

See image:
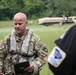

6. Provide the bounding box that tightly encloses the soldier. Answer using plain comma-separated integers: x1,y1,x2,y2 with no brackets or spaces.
0,12,48,75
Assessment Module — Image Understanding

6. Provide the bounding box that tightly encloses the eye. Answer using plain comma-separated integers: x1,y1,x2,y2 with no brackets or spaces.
14,23,17,25
18,23,23,25
14,23,23,25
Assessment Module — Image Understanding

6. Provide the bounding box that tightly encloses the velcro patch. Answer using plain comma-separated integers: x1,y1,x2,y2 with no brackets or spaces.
48,46,66,67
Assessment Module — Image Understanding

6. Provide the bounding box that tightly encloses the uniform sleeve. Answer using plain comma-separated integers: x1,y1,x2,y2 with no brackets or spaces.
31,34,48,74
48,25,76,75
0,41,6,69
0,35,10,70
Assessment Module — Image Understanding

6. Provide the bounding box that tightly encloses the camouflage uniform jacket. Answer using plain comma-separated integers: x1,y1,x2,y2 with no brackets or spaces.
0,29,48,75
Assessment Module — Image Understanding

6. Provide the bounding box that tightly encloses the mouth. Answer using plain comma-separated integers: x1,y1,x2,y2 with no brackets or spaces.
15,29,21,33
15,28,20,31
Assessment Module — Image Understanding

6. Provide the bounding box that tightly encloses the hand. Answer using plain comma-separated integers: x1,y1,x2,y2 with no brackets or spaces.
24,64,33,73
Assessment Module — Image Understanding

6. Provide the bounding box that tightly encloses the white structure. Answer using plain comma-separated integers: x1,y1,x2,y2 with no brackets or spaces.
38,16,76,25
68,16,76,23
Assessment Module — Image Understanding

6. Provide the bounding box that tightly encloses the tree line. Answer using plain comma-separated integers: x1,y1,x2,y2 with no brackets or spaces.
0,0,76,20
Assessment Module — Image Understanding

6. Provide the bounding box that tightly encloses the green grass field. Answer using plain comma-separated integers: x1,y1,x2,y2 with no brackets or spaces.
0,20,73,75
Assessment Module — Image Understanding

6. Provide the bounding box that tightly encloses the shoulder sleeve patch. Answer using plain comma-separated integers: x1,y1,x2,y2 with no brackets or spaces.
48,46,66,67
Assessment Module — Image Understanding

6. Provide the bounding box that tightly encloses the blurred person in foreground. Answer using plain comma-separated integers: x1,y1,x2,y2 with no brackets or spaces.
0,12,48,75
48,24,76,75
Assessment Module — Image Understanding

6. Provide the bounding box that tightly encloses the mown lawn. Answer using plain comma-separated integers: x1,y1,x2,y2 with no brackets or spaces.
0,20,73,75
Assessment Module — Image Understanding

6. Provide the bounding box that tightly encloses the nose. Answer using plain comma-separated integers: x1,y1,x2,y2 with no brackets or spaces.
16,24,19,27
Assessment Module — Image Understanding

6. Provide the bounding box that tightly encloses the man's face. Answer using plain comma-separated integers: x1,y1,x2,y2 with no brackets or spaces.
14,17,28,35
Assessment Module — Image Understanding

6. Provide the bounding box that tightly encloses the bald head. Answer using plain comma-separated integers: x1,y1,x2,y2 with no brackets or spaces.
13,12,27,21
13,12,28,36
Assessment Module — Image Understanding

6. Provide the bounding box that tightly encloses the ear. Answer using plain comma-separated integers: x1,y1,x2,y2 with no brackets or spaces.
25,20,28,25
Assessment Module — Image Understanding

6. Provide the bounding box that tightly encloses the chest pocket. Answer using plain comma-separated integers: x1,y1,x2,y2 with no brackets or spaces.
28,42,35,56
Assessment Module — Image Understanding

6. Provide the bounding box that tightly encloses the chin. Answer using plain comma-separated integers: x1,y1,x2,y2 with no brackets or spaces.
16,31,21,34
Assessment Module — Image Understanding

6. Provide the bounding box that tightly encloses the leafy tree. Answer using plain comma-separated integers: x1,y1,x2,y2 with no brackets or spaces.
22,0,45,19
0,0,76,20
0,0,25,20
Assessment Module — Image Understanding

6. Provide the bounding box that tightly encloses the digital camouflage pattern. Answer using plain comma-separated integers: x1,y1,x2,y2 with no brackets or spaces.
0,29,48,75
